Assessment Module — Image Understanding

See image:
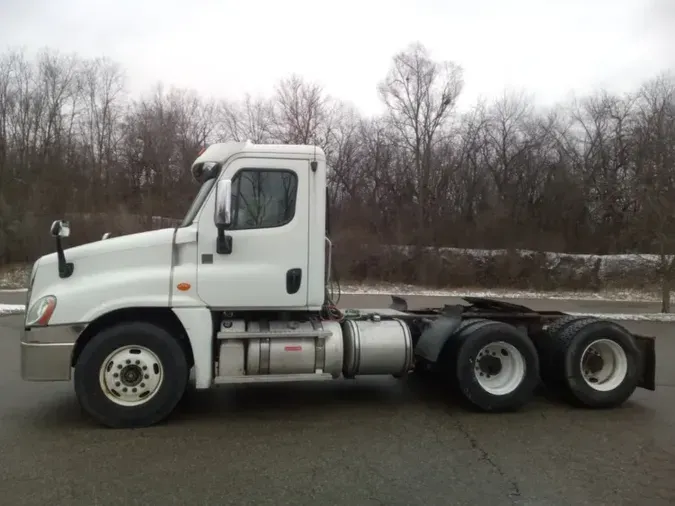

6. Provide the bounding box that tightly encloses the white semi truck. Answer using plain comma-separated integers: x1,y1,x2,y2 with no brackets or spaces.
20,141,656,428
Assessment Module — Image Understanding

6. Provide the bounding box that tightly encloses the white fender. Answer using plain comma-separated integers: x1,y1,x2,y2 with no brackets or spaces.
172,306,213,389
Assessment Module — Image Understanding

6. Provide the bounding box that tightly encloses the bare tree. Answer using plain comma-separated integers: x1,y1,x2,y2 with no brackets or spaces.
79,56,126,206
632,74,675,311
4,44,675,298
271,75,330,147
218,94,274,143
377,42,463,243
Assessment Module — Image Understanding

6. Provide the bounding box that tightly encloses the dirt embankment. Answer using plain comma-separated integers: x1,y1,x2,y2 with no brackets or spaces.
334,245,662,292
2,242,664,292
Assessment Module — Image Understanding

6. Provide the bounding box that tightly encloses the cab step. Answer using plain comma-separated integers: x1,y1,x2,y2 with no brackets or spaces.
213,373,334,385
216,330,332,340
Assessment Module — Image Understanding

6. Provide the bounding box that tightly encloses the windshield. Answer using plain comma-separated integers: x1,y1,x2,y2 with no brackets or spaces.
180,178,216,227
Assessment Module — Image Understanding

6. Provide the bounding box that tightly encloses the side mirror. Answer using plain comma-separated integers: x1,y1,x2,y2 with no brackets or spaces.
215,179,232,227
50,220,71,238
49,220,74,278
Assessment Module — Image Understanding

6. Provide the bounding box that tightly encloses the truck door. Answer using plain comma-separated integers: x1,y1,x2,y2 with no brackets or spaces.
196,156,310,309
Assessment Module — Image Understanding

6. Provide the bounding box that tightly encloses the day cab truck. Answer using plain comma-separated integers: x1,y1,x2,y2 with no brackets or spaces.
20,141,657,428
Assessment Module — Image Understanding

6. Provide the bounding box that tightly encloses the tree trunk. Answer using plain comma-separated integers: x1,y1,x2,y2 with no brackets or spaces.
661,275,671,313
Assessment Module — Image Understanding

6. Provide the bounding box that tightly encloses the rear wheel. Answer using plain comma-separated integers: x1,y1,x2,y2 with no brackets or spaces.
74,321,189,428
539,318,641,408
472,341,526,397
441,319,540,412
536,315,597,386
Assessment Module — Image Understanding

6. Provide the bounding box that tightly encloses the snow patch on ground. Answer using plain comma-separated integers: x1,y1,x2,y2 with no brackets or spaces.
0,304,26,316
340,283,660,302
567,312,675,322
0,264,31,290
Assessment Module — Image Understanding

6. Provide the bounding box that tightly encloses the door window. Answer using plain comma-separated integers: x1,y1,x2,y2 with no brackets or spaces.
231,169,298,229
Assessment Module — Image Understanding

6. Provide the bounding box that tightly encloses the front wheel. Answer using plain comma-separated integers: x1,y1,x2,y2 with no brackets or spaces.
74,321,189,428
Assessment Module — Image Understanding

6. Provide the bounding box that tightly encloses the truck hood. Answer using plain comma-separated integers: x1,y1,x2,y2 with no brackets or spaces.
30,228,180,324
40,227,177,265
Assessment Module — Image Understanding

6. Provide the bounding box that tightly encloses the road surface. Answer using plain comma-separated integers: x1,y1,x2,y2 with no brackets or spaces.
0,293,674,505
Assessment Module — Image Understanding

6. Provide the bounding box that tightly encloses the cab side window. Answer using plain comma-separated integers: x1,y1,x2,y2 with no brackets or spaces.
231,169,298,229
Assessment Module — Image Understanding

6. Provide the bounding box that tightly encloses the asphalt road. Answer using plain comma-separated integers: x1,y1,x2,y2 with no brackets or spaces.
0,293,674,506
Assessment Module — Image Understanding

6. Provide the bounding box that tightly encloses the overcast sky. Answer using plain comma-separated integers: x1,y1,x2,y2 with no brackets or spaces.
1,0,674,115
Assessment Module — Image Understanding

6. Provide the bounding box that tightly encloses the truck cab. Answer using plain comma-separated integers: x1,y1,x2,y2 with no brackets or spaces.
22,142,336,418
183,141,328,311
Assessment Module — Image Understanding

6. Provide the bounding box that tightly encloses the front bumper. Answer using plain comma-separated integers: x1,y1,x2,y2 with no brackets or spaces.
21,325,82,381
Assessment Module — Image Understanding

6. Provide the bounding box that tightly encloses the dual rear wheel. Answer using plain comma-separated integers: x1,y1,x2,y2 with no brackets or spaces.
536,316,641,408
436,316,641,412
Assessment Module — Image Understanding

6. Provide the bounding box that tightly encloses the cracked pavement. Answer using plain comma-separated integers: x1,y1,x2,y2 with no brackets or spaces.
0,292,674,505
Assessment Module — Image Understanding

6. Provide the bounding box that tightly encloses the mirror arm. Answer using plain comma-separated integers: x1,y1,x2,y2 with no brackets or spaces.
50,219,74,278
56,236,74,278
216,226,233,255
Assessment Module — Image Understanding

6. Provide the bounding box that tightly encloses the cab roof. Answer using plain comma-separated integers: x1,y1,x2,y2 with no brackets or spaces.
192,141,326,168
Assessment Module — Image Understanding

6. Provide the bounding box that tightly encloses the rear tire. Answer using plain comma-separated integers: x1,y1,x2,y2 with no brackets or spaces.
536,315,597,386
539,318,641,408
440,319,540,412
74,321,189,428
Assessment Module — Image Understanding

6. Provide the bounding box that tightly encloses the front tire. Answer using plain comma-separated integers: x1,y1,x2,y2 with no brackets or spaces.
74,321,189,428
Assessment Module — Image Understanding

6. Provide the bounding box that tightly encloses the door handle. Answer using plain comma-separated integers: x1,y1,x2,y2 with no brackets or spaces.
286,268,302,294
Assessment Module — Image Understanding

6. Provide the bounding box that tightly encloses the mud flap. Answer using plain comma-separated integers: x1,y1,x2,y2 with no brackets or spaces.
414,315,463,363
389,295,408,312
634,334,656,391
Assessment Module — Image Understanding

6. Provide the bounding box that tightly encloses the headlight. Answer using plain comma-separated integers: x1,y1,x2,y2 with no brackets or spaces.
25,295,57,327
